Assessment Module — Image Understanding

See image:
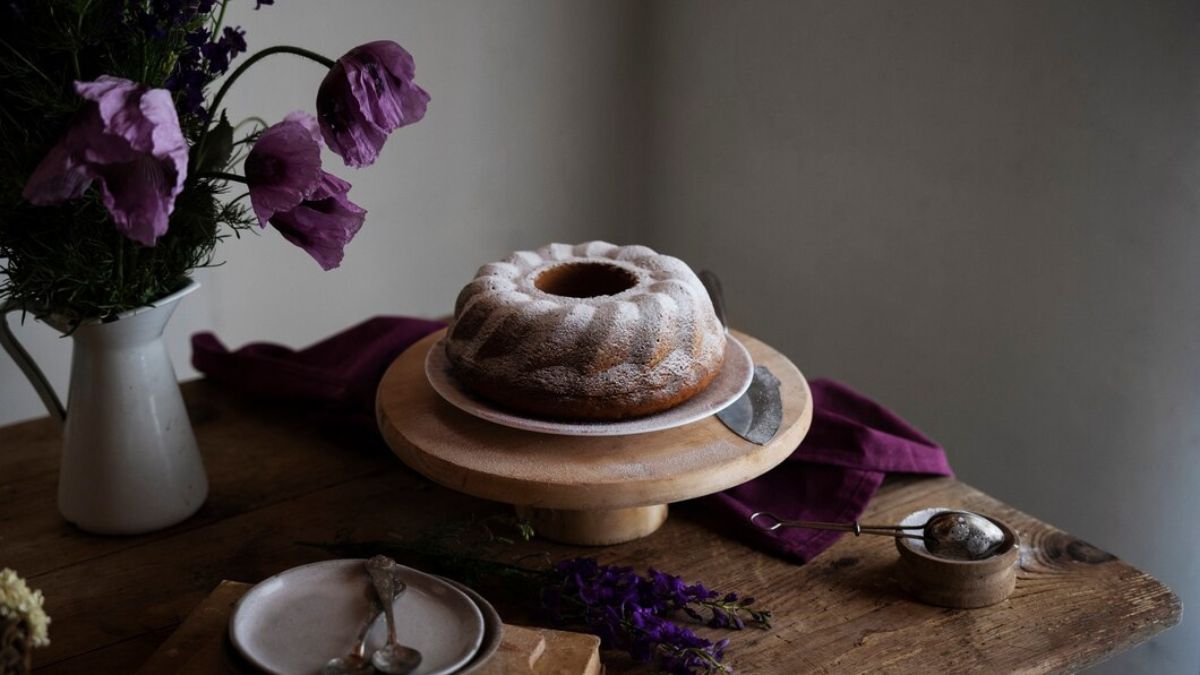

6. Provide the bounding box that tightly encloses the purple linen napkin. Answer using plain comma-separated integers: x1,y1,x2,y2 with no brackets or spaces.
192,318,952,562
192,316,445,433
703,378,952,563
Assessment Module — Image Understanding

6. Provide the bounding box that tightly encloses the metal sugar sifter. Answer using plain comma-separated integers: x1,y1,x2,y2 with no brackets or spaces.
750,509,1007,561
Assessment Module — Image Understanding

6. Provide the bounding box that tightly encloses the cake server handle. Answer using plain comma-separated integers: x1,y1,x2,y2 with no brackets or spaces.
698,270,783,445
698,270,728,330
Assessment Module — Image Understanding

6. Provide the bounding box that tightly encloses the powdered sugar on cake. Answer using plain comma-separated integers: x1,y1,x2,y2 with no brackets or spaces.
445,241,727,419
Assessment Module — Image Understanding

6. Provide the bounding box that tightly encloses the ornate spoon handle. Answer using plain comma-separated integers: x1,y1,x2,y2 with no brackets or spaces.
366,556,400,647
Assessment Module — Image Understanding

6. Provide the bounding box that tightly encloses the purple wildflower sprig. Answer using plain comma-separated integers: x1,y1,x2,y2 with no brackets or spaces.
308,519,773,675
541,558,770,674
620,608,731,674
125,0,269,118
650,568,772,630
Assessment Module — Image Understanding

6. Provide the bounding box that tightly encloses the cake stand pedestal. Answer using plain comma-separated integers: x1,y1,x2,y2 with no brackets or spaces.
376,329,812,545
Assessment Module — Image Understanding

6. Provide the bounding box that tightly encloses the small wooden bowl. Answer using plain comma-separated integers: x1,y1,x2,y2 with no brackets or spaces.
894,507,1019,609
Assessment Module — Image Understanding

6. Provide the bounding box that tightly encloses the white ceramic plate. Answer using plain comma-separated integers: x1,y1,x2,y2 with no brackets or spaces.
425,334,754,436
440,578,503,674
229,559,485,675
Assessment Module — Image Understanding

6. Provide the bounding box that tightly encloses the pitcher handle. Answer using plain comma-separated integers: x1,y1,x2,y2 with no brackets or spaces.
0,302,66,428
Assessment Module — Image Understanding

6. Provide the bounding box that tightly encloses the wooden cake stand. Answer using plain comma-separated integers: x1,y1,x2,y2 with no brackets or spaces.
376,329,812,545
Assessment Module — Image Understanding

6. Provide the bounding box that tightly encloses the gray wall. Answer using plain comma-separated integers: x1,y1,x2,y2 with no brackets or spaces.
1,2,1196,672
641,2,1200,673
207,0,646,348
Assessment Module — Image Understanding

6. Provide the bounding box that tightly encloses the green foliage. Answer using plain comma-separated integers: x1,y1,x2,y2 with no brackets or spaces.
193,112,236,175
0,1,256,323
305,515,554,605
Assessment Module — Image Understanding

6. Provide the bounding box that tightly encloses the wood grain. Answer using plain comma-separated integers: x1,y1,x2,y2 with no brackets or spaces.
0,380,1180,674
487,625,601,675
0,381,388,579
132,581,253,675
376,329,813,510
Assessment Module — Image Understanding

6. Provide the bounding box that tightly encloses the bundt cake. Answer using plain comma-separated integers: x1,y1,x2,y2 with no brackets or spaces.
444,241,727,420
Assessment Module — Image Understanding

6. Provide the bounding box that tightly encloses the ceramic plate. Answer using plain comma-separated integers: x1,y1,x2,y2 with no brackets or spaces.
229,559,484,675
441,578,503,674
425,334,754,436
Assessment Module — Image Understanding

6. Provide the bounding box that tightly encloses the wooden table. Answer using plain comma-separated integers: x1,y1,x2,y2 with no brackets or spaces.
0,379,1180,674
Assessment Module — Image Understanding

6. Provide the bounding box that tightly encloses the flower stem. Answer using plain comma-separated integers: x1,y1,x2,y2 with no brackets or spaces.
196,172,249,184
195,45,336,166
206,45,335,124
211,0,230,35
115,232,124,291
233,116,270,136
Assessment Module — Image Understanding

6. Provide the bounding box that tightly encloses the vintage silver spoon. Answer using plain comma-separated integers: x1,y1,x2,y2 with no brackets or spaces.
366,555,423,675
321,597,384,675
750,509,1006,560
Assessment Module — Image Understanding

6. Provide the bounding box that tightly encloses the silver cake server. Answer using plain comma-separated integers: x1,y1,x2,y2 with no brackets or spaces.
698,270,783,445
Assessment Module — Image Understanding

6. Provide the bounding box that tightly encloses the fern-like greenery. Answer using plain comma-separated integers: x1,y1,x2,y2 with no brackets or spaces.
0,1,256,323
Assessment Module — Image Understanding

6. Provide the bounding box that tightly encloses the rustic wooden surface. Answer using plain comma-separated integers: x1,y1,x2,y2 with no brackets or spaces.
0,379,1181,674
133,581,253,675
377,329,813,509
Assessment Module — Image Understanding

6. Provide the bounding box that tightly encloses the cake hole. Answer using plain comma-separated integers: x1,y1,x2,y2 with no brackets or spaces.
534,262,638,298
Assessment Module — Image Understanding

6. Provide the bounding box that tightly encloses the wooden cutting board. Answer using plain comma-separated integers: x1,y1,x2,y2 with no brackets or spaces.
134,581,601,675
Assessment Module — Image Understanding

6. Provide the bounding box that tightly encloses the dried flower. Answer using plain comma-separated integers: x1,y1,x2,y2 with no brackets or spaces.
22,76,189,246
0,568,50,648
317,40,429,168
245,112,366,270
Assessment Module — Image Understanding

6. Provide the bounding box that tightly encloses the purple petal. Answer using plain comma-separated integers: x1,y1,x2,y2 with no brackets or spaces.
246,115,324,225
268,172,366,270
94,155,175,246
75,77,142,128
345,41,427,132
317,67,387,168
22,140,92,204
282,110,323,145
22,77,187,246
317,40,429,168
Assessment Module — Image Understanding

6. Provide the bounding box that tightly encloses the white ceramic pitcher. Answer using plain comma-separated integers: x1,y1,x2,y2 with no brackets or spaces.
0,281,208,534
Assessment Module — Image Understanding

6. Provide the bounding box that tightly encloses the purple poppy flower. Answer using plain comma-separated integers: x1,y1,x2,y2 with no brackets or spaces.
22,76,188,246
269,173,366,270
245,112,324,226
244,112,366,270
316,40,429,168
